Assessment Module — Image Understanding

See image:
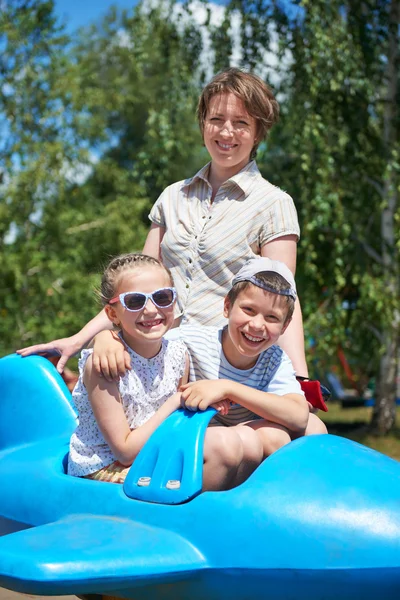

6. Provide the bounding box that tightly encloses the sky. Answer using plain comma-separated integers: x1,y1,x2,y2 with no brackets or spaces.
54,0,139,32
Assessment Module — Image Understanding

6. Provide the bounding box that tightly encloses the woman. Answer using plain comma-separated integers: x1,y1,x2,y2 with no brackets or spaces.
18,68,308,379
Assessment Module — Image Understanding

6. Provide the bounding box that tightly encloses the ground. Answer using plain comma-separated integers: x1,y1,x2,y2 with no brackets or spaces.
321,403,400,460
0,592,76,600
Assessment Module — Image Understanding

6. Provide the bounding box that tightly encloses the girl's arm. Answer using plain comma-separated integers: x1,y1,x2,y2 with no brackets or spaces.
179,353,190,387
261,236,308,377
180,379,309,434
17,309,113,373
84,354,182,466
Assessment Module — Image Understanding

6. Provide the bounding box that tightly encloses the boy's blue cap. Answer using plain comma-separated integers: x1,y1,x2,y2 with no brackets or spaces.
232,257,297,300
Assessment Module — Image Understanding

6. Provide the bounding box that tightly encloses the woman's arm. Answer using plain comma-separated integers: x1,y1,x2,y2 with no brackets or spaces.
143,223,165,259
84,354,181,466
261,236,308,377
17,309,113,373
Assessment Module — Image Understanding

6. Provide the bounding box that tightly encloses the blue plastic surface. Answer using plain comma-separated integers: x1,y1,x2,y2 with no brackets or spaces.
124,407,216,504
0,353,400,600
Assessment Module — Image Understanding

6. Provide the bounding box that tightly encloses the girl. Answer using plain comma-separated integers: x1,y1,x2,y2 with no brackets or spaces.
68,252,248,489
67,253,188,483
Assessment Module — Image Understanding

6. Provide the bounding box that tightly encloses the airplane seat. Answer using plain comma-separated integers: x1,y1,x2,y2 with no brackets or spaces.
62,452,69,474
0,354,77,451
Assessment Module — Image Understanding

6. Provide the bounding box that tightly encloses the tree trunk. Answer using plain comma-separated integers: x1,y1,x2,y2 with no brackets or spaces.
371,336,398,434
370,0,399,435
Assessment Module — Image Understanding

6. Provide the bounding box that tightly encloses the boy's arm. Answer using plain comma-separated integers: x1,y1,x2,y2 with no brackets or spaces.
181,379,308,433
92,330,131,381
17,309,112,373
84,354,182,466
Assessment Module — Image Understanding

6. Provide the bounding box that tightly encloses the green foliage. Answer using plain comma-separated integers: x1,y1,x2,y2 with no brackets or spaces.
0,0,205,355
258,1,399,397
2,0,398,434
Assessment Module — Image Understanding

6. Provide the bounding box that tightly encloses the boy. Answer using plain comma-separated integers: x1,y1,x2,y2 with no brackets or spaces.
166,257,326,459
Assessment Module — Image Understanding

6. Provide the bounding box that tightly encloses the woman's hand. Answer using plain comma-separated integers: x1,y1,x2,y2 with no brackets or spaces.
92,331,131,381
16,334,84,373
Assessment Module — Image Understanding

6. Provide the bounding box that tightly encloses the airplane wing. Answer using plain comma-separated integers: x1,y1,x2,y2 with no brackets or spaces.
0,514,207,595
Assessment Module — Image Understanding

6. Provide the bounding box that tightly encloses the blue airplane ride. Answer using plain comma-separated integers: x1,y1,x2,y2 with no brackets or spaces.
0,353,400,600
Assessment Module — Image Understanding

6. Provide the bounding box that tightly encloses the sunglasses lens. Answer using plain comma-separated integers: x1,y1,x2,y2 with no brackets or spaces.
153,289,174,307
124,293,146,311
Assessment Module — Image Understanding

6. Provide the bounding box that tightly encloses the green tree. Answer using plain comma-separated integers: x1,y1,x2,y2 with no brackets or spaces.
0,0,206,356
265,0,400,433
0,0,95,354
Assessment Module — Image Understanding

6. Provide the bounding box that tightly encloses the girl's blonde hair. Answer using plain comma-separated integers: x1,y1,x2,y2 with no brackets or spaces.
100,253,173,305
197,68,280,160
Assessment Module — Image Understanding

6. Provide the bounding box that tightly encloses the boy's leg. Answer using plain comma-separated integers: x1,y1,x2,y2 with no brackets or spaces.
202,427,244,491
304,412,328,435
245,419,292,458
231,425,263,486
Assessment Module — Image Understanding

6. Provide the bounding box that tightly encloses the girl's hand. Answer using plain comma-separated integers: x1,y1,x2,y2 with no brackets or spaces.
92,331,131,381
16,334,83,373
180,380,231,412
212,399,231,416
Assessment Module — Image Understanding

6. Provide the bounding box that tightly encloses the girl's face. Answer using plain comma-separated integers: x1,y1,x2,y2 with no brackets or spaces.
105,266,175,359
203,92,257,177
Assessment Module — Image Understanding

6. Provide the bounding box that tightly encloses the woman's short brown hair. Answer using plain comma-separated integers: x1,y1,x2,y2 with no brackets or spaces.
197,68,280,159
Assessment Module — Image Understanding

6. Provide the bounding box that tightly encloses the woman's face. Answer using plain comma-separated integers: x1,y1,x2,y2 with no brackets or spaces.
203,92,257,176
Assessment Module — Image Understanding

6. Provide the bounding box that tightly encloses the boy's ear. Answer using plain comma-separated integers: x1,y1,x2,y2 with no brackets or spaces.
223,296,231,318
281,316,292,335
104,304,120,327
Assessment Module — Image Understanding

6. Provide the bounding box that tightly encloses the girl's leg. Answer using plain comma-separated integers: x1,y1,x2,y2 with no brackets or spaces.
84,461,130,484
202,426,244,491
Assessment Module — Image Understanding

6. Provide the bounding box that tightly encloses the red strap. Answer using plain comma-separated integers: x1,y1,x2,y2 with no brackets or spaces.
299,379,329,412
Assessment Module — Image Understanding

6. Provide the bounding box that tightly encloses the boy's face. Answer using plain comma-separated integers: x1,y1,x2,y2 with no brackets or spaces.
222,284,291,369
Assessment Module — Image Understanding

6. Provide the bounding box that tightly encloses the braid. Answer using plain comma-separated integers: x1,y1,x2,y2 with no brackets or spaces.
100,253,172,305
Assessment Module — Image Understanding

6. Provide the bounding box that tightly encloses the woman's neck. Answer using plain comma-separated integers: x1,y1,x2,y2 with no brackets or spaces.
208,165,229,199
207,160,249,202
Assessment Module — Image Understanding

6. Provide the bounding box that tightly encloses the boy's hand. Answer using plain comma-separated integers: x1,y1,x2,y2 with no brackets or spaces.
16,334,83,374
92,331,131,381
180,380,231,411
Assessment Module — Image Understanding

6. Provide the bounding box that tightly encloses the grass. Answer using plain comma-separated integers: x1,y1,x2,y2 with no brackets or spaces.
320,403,400,460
